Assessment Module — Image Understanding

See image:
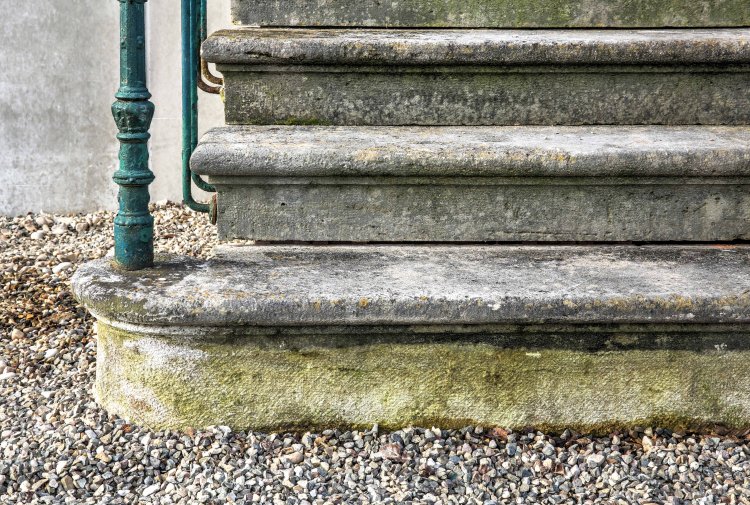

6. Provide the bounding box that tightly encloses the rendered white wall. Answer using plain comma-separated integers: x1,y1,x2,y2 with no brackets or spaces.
0,0,229,215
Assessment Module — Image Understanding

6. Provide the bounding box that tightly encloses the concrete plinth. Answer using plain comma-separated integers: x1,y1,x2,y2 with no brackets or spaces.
72,245,750,432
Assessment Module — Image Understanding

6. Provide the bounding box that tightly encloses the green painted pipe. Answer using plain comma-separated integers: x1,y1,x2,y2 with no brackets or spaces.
182,0,214,213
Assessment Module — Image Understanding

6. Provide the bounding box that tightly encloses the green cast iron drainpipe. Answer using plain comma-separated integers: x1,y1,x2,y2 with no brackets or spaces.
182,0,218,215
112,0,218,270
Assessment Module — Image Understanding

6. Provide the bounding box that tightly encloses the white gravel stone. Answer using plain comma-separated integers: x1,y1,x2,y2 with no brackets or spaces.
642,435,655,452
142,483,161,497
587,453,606,467
52,262,73,274
50,224,68,236
284,451,305,464
1,203,749,504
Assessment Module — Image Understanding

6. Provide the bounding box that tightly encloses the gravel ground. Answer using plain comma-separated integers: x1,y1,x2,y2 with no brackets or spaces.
2,203,750,505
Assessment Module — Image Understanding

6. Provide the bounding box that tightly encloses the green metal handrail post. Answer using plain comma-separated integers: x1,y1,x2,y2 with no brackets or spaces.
112,0,156,270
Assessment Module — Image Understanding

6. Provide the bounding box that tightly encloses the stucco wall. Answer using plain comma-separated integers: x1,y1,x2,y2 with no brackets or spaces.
0,0,229,216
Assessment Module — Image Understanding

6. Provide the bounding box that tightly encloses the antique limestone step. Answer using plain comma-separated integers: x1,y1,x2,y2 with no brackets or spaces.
72,244,750,431
203,28,750,126
191,125,750,243
232,0,750,28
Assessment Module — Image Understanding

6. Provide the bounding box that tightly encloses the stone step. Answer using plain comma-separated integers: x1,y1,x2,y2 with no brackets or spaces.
203,28,750,126
72,244,750,431
191,125,750,243
232,0,750,28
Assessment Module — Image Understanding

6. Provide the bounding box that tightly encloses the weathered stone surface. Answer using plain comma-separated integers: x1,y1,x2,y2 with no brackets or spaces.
215,182,749,242
72,245,750,431
232,0,750,28
204,28,750,66
94,321,750,432
222,69,749,126
193,125,750,178
205,28,750,126
192,125,750,242
73,245,750,327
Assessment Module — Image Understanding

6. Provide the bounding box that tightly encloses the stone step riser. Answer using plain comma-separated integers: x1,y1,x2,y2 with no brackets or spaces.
222,67,749,126
192,125,750,243
232,0,750,28
206,29,750,126
213,179,750,242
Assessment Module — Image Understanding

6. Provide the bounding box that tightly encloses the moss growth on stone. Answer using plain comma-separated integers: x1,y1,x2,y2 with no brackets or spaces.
95,322,750,433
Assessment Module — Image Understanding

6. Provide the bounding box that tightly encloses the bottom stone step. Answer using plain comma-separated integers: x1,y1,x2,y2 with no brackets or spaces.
72,245,750,432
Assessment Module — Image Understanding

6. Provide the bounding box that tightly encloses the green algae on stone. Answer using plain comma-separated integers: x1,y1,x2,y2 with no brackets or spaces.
94,321,750,433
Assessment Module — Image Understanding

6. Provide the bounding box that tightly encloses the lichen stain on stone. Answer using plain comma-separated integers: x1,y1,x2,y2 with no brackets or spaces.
590,294,698,312
95,326,180,423
562,299,577,309
610,333,640,347
353,148,386,163
123,337,208,370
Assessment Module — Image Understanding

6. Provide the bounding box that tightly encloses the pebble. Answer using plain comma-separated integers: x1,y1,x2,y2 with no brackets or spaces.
284,451,305,464
587,453,606,467
506,442,517,456
1,204,749,504
61,476,75,491
379,443,403,461
52,262,73,274
142,483,161,497
50,224,68,235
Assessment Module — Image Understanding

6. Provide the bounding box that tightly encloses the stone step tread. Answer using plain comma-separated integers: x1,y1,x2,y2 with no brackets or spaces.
232,0,750,28
203,28,750,66
192,126,750,178
72,245,750,328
